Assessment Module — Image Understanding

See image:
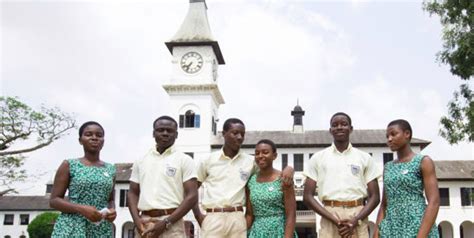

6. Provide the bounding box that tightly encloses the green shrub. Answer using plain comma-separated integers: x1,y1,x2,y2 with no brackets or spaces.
27,212,59,238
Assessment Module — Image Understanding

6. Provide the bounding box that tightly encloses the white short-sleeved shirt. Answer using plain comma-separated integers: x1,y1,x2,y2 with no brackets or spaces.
303,143,382,201
129,146,197,211
197,149,255,209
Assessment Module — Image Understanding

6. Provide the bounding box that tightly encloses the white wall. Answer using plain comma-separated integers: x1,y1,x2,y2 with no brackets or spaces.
0,211,51,238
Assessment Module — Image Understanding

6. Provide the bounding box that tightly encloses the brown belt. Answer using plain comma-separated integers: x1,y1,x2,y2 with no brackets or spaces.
142,208,177,217
206,206,244,213
323,199,364,207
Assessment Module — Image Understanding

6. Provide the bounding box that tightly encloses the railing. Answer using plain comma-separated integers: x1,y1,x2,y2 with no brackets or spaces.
296,210,315,217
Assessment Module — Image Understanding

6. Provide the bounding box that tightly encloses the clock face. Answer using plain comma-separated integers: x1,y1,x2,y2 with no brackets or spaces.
180,52,203,74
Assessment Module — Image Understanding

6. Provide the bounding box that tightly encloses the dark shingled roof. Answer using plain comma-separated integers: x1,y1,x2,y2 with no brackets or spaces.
0,196,53,211
435,160,474,181
210,130,431,149
115,163,133,183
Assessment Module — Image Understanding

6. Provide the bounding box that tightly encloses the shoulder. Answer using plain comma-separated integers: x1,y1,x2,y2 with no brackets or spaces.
350,146,371,157
419,155,435,169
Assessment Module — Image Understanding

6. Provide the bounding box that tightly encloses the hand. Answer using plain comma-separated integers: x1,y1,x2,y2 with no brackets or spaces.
337,218,357,238
79,205,102,222
103,208,116,222
280,167,294,187
195,213,206,226
135,217,150,236
142,220,166,238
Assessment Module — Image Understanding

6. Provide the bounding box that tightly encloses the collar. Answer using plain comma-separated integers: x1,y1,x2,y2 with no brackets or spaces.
219,148,242,160
331,142,353,154
152,145,175,156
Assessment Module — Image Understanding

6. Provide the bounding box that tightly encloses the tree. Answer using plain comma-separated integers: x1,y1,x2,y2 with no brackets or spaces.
27,212,59,238
423,0,474,144
0,97,75,195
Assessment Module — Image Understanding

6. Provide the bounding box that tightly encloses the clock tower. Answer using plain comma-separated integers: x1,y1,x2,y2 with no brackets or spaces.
163,0,225,158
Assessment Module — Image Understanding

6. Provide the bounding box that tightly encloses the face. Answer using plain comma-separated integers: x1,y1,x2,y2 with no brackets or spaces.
254,143,277,170
79,124,104,152
329,115,352,142
153,119,178,150
386,125,410,151
223,123,245,152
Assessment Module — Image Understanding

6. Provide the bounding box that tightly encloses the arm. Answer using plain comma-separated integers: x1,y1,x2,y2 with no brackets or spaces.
127,181,145,235
303,178,339,225
283,182,296,238
339,178,380,237
49,160,102,222
104,176,117,222
191,182,205,226
143,178,199,236
281,166,294,188
416,156,440,238
373,186,387,238
245,186,254,229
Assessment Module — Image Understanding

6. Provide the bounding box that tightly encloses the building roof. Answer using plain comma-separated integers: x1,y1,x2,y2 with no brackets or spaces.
435,160,474,181
0,196,53,211
165,0,225,64
210,129,431,149
115,163,133,183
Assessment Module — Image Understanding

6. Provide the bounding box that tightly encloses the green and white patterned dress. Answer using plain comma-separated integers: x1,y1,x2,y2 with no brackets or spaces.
52,158,116,238
247,174,298,238
379,154,439,238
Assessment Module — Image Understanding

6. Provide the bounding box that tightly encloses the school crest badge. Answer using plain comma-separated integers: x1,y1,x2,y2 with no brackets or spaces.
239,169,250,182
351,164,361,176
166,166,177,177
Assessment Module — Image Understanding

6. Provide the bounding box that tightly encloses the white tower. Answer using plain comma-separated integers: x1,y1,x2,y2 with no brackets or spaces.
163,0,225,159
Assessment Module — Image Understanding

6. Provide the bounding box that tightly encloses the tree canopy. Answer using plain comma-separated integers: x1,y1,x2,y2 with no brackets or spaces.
424,0,474,144
0,97,75,195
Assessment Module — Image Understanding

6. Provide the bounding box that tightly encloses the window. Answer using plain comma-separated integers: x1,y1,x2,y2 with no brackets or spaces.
185,152,194,159
3,214,13,225
19,214,29,225
179,110,200,128
383,153,394,164
439,188,450,206
460,187,474,206
119,189,129,207
294,154,304,172
281,154,288,170
211,116,217,135
46,184,53,193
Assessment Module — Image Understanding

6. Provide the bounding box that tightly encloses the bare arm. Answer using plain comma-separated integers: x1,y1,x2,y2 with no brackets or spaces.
283,182,296,238
303,178,339,225
49,160,102,222
192,181,205,226
339,179,380,237
245,186,254,229
281,166,295,188
416,156,440,238
127,181,143,234
373,186,387,238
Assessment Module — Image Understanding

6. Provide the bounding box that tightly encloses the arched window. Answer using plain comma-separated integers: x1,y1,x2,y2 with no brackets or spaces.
179,110,200,128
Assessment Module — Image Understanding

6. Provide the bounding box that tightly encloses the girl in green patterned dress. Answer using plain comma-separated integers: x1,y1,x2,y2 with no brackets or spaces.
374,119,440,238
245,139,298,238
50,121,117,237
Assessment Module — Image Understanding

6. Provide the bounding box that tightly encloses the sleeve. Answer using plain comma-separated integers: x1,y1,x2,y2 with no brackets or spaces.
182,155,197,182
303,153,319,182
129,160,140,184
364,153,382,184
196,156,208,183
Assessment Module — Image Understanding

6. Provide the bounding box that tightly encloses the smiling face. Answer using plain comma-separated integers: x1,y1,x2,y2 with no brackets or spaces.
386,124,411,152
79,124,104,153
329,114,353,143
153,119,178,152
223,122,245,152
254,142,277,170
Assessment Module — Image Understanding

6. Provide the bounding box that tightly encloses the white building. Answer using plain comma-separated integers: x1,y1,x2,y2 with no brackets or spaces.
1,1,473,238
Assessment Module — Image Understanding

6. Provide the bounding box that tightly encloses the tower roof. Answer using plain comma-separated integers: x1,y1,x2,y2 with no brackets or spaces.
165,0,225,64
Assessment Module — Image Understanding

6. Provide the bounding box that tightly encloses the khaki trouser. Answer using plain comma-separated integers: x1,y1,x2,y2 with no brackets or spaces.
134,215,185,238
201,211,246,238
319,205,369,238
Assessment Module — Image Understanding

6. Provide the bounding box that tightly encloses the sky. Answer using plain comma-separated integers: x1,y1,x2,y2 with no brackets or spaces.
1,0,473,195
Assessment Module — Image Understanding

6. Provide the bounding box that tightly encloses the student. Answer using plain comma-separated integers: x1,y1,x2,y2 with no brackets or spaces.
246,139,298,238
192,118,294,238
127,116,198,238
374,119,440,238
50,121,116,238
303,112,381,238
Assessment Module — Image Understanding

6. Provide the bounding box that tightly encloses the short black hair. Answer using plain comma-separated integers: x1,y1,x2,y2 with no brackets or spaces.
256,139,277,153
223,118,245,132
153,115,178,129
330,112,352,126
388,119,413,140
79,121,104,137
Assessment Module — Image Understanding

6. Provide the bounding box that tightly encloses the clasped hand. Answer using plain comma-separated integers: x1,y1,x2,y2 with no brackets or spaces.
337,218,358,238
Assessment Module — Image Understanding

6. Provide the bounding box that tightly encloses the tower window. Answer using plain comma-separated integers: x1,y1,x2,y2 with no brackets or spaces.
179,110,200,128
